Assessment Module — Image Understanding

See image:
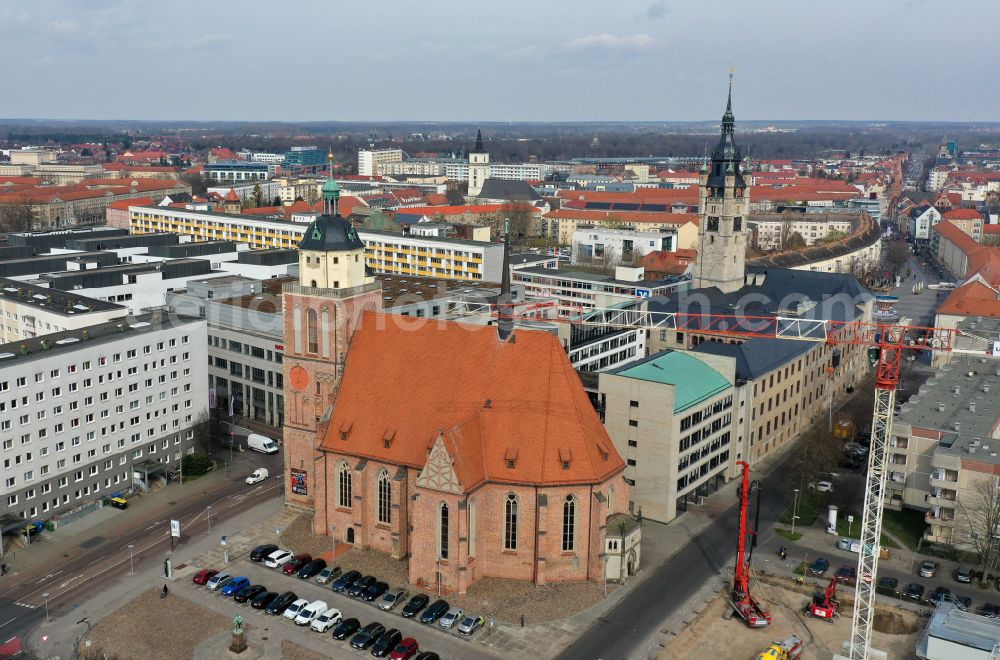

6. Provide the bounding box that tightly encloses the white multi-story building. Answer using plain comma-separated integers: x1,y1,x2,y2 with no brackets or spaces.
513,265,686,316
0,278,128,342
0,313,208,522
571,227,677,264
358,149,404,176
752,213,856,251
208,181,281,203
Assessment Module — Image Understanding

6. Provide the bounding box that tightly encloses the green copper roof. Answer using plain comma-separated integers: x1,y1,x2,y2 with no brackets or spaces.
322,177,340,196
616,351,730,413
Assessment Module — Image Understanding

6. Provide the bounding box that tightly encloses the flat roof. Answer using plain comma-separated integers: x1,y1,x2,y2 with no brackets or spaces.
514,265,682,287
358,228,499,249
0,313,198,367
219,276,295,314
378,275,501,308
0,277,126,316
510,253,558,266
920,601,1000,654
612,349,731,413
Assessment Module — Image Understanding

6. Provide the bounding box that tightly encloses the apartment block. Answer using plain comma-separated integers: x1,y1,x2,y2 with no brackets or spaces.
0,278,128,342
0,314,208,523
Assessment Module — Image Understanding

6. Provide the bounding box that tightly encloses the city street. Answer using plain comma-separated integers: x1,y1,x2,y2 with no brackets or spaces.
0,448,283,645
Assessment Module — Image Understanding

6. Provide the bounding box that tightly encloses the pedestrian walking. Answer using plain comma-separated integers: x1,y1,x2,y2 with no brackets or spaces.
161,584,169,598
0,563,6,576
520,614,525,627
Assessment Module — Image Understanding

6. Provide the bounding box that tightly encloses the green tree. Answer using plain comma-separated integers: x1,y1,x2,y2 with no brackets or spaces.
251,182,264,208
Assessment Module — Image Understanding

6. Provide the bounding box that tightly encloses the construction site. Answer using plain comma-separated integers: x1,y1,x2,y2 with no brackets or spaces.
663,578,923,660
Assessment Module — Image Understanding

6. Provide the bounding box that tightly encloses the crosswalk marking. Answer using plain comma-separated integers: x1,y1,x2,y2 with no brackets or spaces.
14,602,37,609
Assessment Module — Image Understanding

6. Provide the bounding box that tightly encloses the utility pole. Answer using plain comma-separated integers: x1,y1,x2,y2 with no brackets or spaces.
791,488,800,535
207,506,212,533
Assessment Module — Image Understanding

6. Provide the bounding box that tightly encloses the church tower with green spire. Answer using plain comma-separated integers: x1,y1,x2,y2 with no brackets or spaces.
694,77,750,293
282,148,383,522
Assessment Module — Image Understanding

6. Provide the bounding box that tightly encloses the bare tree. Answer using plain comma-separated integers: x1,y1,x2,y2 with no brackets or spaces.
885,240,911,275
0,203,36,232
190,410,215,455
957,476,1000,578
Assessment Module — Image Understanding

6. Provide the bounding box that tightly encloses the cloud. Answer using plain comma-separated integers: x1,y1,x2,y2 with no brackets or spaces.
568,33,656,52
0,8,30,24
190,33,231,47
646,1,669,18
48,19,78,34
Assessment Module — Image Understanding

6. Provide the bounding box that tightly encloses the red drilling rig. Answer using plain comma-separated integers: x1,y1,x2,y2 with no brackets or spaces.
731,460,771,627
806,577,840,622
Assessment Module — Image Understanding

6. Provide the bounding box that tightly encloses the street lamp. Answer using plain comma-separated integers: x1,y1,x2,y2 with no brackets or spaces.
791,488,801,535
331,524,336,561
42,592,49,623
128,543,135,575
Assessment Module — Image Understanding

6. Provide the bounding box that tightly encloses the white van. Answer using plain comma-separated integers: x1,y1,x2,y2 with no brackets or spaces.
247,434,279,454
246,468,268,485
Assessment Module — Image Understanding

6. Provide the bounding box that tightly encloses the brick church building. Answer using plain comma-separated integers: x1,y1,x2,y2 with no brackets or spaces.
282,160,633,594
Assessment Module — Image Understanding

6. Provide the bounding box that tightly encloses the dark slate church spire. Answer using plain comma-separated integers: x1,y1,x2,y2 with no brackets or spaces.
707,71,746,189
496,220,514,341
473,128,484,153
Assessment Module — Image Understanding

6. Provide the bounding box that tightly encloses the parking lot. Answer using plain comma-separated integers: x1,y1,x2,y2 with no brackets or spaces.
189,556,502,659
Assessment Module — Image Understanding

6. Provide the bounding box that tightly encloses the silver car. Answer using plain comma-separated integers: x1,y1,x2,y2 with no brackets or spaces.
457,614,485,636
377,588,408,611
919,560,938,578
439,607,463,629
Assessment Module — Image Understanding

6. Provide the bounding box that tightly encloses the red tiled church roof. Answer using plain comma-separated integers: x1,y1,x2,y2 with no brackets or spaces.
320,312,625,489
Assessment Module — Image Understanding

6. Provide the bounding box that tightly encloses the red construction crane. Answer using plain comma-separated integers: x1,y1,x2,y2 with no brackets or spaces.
732,460,771,627
495,302,992,658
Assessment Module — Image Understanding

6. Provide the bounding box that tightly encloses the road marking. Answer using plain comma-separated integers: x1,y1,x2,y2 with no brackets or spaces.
58,575,83,589
33,570,64,585
14,602,36,609
0,617,15,630
86,555,106,566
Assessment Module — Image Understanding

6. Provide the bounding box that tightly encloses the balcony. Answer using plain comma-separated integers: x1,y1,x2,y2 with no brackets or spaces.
929,471,959,489
927,494,957,509
925,511,955,526
923,530,954,544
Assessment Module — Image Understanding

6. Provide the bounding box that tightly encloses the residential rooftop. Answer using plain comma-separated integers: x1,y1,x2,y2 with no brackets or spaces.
916,600,1000,656
0,277,126,316
0,312,198,367
611,349,731,413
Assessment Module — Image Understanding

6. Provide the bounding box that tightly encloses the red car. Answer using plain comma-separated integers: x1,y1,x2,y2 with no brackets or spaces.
389,637,419,660
192,569,219,585
281,553,312,576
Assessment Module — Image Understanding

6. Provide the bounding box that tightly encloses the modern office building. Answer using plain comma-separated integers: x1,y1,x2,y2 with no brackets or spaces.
283,146,328,174
0,313,208,523
203,161,271,183
358,149,404,176
571,227,677,265
513,265,686,315
599,350,735,522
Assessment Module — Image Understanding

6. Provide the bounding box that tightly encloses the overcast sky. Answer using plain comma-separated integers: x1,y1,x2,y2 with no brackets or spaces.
2,0,996,123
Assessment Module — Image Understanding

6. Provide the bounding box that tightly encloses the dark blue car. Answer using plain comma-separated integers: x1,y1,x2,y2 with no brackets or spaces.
220,576,251,596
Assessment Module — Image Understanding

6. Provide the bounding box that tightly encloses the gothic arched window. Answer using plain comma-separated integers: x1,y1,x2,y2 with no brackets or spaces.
439,502,449,559
337,462,352,509
377,470,391,525
307,309,318,354
504,493,518,550
562,495,576,551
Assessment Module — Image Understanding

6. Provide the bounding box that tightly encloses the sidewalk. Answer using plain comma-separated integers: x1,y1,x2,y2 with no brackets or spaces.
2,464,235,582
26,497,287,660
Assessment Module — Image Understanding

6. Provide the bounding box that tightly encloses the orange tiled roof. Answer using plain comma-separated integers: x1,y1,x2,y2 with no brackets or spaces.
983,224,1000,235
937,280,1000,317
391,204,513,216
224,188,240,202
943,208,982,221
107,196,153,210
424,193,450,206
639,249,697,275
556,189,699,204
320,312,625,488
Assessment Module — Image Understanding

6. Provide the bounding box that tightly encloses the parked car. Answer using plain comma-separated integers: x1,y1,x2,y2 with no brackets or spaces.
930,586,951,604
954,595,972,609
904,583,925,601
220,577,251,597
351,622,386,650
331,570,362,593
282,554,313,576
250,590,278,610
297,559,327,580
835,564,857,583
439,607,463,629
402,594,430,618
919,561,939,578
808,558,831,576
414,653,440,660
233,585,267,604
192,569,218,585
877,576,898,590
420,599,449,624
372,629,403,658
295,600,328,626
348,575,377,598
266,591,298,615
332,617,361,640
458,614,485,636
378,588,409,611
316,565,343,585
955,567,974,583
283,598,311,621
250,544,279,562
206,571,233,591
363,581,389,602
808,481,834,493
389,638,419,660
265,550,293,569
310,607,343,633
